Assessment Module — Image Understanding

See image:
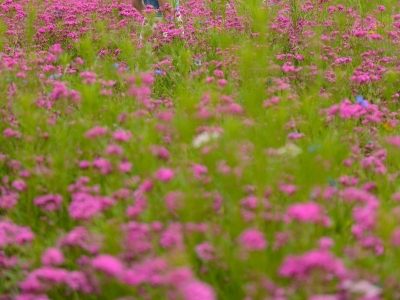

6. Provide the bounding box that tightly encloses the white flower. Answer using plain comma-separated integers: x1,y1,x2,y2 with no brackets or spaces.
192,131,221,148
343,280,382,298
276,143,302,157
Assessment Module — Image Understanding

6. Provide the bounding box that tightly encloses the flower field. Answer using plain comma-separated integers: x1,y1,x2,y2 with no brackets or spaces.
0,0,400,298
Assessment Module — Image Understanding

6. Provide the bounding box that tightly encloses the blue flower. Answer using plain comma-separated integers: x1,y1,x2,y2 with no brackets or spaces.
307,144,321,153
356,95,368,108
113,63,119,69
155,70,163,75
195,59,202,66
327,177,338,188
49,73,61,79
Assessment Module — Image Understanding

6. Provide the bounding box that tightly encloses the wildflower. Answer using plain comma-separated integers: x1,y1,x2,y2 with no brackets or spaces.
34,194,63,211
288,132,304,140
279,249,348,280
49,73,61,80
105,144,123,156
192,131,221,148
276,143,302,157
0,221,34,247
154,168,175,182
192,164,208,179
383,122,393,131
3,128,21,139
68,193,102,220
180,280,216,300
92,255,124,277
12,179,27,192
195,59,202,66
327,178,338,189
65,271,93,293
155,69,163,75
195,242,215,261
119,161,132,173
213,70,224,77
285,201,330,226
49,44,63,55
387,136,400,147
238,229,267,251
79,71,97,84
113,130,132,142
355,95,368,108
41,248,64,266
159,223,183,249
85,126,108,139
307,144,321,153
342,280,382,298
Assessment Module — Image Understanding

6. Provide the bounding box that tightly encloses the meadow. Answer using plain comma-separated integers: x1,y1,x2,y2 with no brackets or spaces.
0,0,399,298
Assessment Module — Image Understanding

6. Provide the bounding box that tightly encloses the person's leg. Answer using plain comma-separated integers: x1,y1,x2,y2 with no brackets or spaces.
158,0,174,19
132,0,145,13
133,0,175,21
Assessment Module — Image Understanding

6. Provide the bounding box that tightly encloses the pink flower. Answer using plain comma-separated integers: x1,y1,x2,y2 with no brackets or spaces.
93,157,113,175
113,130,132,142
49,44,63,54
92,254,124,277
193,164,208,179
65,271,93,293
68,193,102,220
278,183,297,195
85,126,108,139
12,179,27,192
159,223,183,249
119,161,132,173
105,144,123,156
238,229,267,251
279,249,347,280
217,79,227,87
180,280,216,300
3,128,21,139
34,194,63,211
213,70,224,77
387,136,400,147
195,242,215,261
0,221,34,247
155,168,175,182
151,145,170,160
80,71,97,84
285,201,330,226
58,226,99,254
41,248,64,266
78,160,91,169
